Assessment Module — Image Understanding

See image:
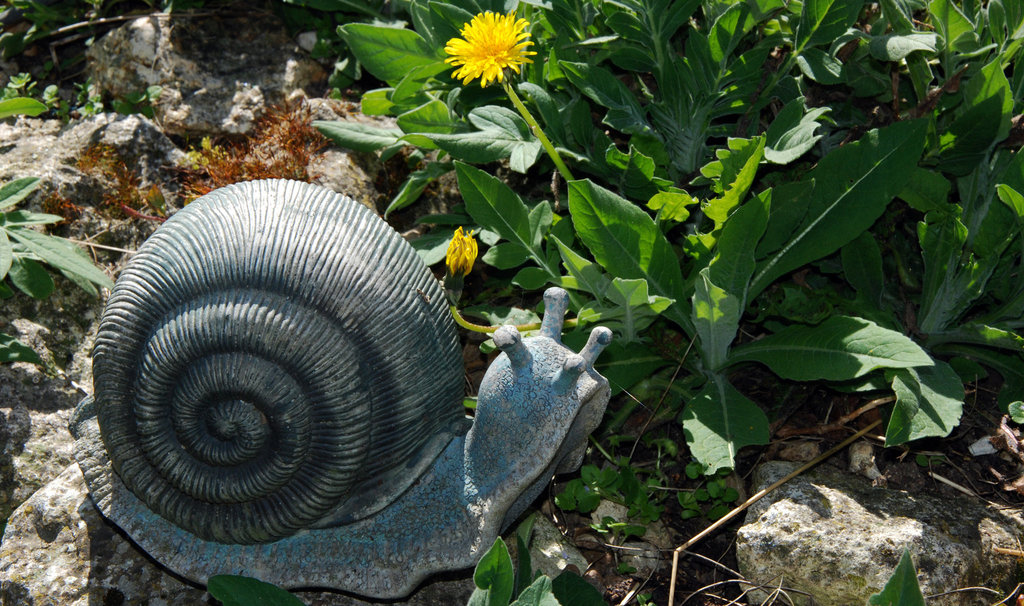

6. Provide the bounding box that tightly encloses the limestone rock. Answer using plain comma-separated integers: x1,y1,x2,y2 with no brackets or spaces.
736,461,1023,605
528,514,589,579
0,464,477,605
86,13,326,137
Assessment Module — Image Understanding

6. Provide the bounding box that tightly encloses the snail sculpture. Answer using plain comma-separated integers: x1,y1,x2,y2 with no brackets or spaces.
69,179,612,598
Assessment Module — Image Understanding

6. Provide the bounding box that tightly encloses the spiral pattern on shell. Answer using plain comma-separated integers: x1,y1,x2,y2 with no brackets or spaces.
91,180,464,544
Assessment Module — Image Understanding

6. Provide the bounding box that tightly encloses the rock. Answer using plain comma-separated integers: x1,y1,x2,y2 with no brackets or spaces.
528,514,589,579
0,319,94,523
736,461,1024,605
591,501,676,549
86,13,326,137
1,464,476,606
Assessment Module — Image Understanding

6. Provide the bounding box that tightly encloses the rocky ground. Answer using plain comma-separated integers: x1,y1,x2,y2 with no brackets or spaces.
1,5,1023,606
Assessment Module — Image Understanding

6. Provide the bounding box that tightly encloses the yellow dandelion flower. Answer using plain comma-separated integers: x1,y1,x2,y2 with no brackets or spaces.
446,227,478,277
444,11,536,87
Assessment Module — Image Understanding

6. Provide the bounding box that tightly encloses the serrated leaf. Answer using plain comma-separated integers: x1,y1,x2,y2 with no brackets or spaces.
313,121,403,152
0,332,41,364
338,24,439,84
207,575,305,606
560,61,652,135
0,177,41,210
886,360,964,445
7,229,113,290
764,99,830,164
701,136,765,226
568,179,691,334
647,190,696,223
750,120,928,298
681,374,770,473
868,549,926,606
728,316,933,381
469,538,515,606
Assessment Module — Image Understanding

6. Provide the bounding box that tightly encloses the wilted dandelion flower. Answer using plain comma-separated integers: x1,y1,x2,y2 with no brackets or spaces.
445,226,478,277
444,12,536,87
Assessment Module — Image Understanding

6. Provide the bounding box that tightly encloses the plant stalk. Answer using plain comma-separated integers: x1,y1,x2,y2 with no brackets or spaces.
501,80,575,183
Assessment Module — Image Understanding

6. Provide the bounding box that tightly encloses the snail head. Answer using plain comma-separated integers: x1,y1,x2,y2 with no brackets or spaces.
471,288,612,479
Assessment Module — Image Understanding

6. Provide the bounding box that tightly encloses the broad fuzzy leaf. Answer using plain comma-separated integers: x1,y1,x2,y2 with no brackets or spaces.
7,229,113,290
886,360,964,446
430,107,542,172
568,179,691,334
681,374,770,473
728,316,933,381
750,119,928,298
314,121,402,152
764,99,831,164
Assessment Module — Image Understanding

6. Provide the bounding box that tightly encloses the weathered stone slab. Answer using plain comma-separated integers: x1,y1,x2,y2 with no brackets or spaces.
737,460,1023,605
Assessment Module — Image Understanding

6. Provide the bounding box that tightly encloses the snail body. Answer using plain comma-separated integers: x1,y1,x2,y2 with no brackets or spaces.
70,179,611,598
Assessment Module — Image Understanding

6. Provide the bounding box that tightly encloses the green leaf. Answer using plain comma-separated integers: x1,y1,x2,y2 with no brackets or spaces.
691,268,741,371
937,95,1004,176
581,277,673,342
709,190,770,306
796,48,844,85
701,137,765,226
206,575,306,606
3,210,65,226
482,241,532,270
750,119,928,298
878,0,915,33
455,163,555,280
897,168,951,213
728,316,933,381
568,179,691,334
867,33,938,61
560,61,652,135
553,236,611,299
7,229,113,290
8,257,54,299
962,58,1014,144
337,24,439,84
868,549,926,606
0,333,41,364
929,0,977,52
0,177,41,210
469,538,515,606
764,99,830,164
313,121,402,152
551,569,607,606
841,231,885,306
647,191,696,223
681,374,770,473
510,576,560,606
0,230,11,280
396,99,456,134
886,360,964,446
1010,401,1024,424
0,97,47,119
384,161,453,217
429,107,542,172
794,0,861,51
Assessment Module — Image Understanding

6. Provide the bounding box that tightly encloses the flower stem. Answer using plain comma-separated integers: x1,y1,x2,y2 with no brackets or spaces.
502,80,575,183
450,305,579,334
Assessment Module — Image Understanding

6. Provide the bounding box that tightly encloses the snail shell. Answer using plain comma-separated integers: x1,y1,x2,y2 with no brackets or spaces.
90,179,465,545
